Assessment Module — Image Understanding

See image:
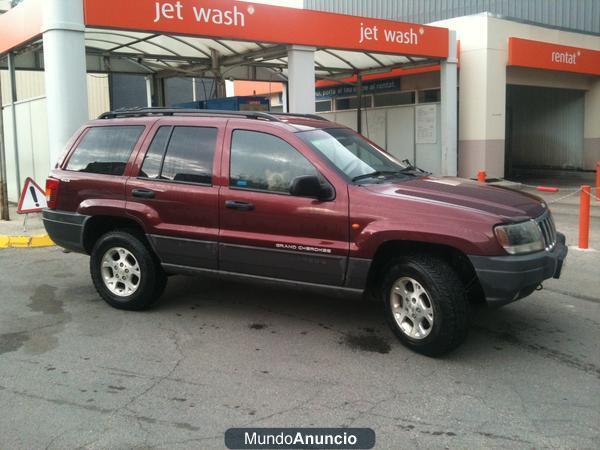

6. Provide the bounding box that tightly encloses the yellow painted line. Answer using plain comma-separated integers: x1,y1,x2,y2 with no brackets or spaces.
30,235,55,247
0,234,55,249
9,236,31,248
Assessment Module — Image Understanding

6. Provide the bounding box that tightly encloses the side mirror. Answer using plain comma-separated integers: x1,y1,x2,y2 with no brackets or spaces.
289,175,334,201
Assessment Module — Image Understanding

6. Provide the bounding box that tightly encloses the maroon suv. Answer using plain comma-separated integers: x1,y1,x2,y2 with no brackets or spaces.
43,108,567,356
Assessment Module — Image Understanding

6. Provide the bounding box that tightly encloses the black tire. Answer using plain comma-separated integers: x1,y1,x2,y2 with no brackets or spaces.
90,230,167,311
381,253,468,356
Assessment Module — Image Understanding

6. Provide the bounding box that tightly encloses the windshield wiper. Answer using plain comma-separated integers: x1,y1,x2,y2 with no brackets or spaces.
399,159,430,175
351,171,402,182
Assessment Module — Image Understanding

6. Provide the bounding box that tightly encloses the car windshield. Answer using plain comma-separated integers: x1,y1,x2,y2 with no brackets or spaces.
297,128,415,182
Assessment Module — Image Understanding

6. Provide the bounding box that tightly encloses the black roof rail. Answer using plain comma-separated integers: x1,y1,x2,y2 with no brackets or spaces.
98,107,283,121
270,112,330,121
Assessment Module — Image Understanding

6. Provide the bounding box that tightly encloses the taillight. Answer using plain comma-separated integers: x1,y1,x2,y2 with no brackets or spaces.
45,177,59,209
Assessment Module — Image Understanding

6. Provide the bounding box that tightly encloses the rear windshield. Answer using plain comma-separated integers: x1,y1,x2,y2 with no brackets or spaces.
66,125,144,175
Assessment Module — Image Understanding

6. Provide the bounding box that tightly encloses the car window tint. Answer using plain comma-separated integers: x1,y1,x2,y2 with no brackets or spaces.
230,130,317,193
139,126,171,179
66,126,144,175
160,127,217,184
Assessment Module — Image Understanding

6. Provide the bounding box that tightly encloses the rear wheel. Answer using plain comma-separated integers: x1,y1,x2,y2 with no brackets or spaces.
90,231,166,310
381,254,468,356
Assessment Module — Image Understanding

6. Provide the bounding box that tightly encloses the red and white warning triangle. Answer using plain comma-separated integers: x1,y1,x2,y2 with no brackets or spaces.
17,177,47,214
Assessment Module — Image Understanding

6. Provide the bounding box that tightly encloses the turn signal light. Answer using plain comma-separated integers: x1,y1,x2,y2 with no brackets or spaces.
45,177,59,209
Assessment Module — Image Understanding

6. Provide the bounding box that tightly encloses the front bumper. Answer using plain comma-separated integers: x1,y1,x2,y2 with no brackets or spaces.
468,232,568,307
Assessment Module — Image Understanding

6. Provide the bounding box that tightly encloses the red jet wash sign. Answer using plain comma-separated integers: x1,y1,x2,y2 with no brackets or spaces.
84,0,449,58
508,37,600,76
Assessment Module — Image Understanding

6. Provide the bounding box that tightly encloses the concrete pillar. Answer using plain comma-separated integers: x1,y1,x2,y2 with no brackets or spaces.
454,15,507,179
42,0,88,167
287,45,316,113
440,30,458,176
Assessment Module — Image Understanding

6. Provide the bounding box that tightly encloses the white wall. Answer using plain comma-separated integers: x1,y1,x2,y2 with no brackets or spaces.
320,103,442,175
1,72,110,202
2,97,49,202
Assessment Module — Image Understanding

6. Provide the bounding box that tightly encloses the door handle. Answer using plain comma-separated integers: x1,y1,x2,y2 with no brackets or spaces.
225,200,255,211
132,188,156,199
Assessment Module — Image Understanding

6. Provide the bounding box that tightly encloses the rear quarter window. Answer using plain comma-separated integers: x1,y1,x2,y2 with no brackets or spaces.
66,125,144,175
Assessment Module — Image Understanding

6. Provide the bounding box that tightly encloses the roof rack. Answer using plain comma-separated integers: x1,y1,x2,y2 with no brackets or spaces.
270,112,330,121
98,107,331,122
98,107,283,121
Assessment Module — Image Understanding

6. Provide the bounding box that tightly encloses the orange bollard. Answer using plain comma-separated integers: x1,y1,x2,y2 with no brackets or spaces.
477,171,486,183
579,185,591,249
536,186,559,192
596,161,600,200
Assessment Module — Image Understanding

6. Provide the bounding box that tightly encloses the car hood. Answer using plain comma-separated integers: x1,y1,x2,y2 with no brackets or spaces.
363,176,546,220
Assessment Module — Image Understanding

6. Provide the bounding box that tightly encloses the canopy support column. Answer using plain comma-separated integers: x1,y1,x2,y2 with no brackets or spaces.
440,30,458,177
145,75,153,107
7,52,20,194
42,0,88,167
287,45,316,113
356,72,363,134
211,49,226,98
0,67,9,220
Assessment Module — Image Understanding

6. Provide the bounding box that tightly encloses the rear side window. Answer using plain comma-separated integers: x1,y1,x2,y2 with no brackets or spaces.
139,126,171,179
139,126,217,185
66,126,144,175
230,130,317,193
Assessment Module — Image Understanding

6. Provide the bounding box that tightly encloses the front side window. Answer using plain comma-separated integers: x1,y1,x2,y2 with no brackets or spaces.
230,130,317,193
139,126,217,184
66,126,144,175
298,127,413,182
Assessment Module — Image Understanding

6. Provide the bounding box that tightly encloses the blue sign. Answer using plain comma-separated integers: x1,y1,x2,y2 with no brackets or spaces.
316,78,401,99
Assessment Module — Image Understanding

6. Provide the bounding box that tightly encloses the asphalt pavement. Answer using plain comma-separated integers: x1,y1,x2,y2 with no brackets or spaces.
0,189,599,449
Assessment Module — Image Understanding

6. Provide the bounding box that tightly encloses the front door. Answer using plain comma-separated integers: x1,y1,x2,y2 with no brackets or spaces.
218,124,349,286
126,120,222,269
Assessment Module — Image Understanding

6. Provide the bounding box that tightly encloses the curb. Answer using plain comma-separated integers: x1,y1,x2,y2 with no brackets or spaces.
0,234,55,249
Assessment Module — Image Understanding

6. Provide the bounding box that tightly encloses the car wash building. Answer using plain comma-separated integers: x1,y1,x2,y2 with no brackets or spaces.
0,0,459,203
0,0,599,205
306,0,600,179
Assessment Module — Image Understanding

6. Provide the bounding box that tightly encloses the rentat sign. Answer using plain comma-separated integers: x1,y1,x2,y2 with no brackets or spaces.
508,37,600,76
83,0,449,58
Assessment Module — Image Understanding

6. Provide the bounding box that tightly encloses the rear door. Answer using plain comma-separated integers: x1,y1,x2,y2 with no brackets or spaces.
126,118,223,269
218,122,350,286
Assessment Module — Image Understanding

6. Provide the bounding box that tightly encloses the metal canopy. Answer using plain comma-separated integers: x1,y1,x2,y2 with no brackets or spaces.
80,27,438,80
1,0,447,81
1,26,440,82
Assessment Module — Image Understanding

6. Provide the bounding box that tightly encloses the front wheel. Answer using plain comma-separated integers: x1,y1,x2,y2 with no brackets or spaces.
90,231,167,310
381,254,468,356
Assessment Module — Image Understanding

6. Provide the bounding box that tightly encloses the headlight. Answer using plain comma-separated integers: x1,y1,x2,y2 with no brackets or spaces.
494,220,544,254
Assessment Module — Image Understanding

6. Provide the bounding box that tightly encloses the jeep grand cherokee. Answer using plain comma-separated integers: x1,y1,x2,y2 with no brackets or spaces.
43,109,567,356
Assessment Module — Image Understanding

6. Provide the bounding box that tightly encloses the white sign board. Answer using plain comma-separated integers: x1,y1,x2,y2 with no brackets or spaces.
415,104,437,144
17,177,47,214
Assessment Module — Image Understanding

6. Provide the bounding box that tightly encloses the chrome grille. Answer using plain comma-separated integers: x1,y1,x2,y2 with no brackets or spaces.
536,211,557,251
